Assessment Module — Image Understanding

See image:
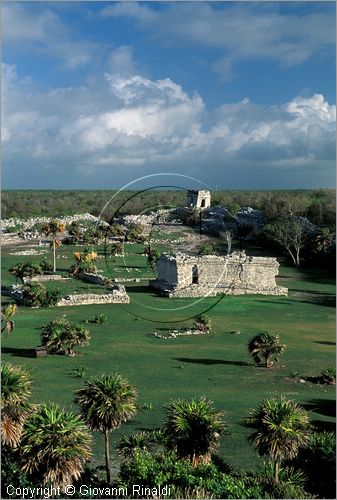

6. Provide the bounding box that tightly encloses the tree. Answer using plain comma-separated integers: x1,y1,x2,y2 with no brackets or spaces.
248,332,285,368
265,217,309,267
75,373,137,483
193,315,211,332
41,318,90,356
9,261,41,283
162,396,227,466
291,431,336,498
70,250,97,276
1,363,32,448
246,396,310,483
117,431,152,461
221,230,233,255
20,403,91,491
1,304,17,335
42,220,65,272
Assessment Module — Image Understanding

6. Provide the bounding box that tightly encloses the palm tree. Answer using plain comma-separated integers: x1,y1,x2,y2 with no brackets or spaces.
248,332,285,368
163,396,227,466
117,431,151,461
42,220,65,272
74,373,137,483
246,396,310,483
20,403,91,491
1,363,32,447
1,304,17,335
41,318,90,356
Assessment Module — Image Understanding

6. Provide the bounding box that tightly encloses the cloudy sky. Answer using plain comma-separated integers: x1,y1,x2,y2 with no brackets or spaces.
2,1,336,189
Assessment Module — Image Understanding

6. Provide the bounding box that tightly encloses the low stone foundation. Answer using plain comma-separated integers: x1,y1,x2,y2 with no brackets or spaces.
57,288,130,306
23,275,70,283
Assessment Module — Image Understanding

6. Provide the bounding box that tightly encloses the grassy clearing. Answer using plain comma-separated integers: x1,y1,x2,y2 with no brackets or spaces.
1,243,335,473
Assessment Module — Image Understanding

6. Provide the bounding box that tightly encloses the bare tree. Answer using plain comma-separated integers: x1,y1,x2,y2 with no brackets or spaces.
221,230,233,255
266,217,309,267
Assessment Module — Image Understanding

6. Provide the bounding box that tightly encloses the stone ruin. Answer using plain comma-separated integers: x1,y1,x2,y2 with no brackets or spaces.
186,190,211,209
57,286,130,307
149,251,288,297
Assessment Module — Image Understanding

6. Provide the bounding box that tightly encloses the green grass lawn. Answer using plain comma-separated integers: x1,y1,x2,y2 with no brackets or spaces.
2,243,335,475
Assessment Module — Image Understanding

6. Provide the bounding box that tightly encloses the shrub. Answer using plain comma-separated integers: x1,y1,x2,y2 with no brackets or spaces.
9,261,42,283
193,315,211,332
320,368,336,384
289,431,336,498
198,243,216,255
41,318,90,356
90,314,108,324
39,261,53,273
21,283,60,308
248,331,285,368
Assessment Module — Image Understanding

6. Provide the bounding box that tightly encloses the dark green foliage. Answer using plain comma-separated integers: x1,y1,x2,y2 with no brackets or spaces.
245,462,311,499
248,332,285,367
90,314,108,324
39,260,53,273
1,445,34,497
246,397,310,483
20,403,92,490
320,368,336,385
9,261,42,283
21,282,61,307
144,246,160,270
110,242,123,256
198,243,216,255
163,397,227,465
126,223,145,242
290,431,336,498
41,318,90,355
119,450,263,499
193,315,212,332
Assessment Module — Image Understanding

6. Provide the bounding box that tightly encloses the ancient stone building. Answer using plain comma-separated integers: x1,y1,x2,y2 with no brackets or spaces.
149,251,288,297
186,190,211,209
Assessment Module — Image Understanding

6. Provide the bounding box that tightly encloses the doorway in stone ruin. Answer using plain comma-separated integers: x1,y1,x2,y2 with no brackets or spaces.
201,198,206,207
192,265,199,284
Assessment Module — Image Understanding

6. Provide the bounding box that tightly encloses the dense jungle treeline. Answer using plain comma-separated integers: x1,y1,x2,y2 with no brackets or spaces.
2,189,336,227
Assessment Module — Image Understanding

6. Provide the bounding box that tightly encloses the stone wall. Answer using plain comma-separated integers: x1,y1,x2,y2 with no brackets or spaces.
23,275,70,283
149,251,288,297
57,289,130,306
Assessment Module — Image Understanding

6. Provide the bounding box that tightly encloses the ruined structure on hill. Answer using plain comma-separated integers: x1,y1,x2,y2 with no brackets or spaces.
186,190,211,209
149,251,288,297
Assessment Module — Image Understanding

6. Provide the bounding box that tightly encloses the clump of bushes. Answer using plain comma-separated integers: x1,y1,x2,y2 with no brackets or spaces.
90,314,108,324
126,223,145,243
41,317,90,356
193,315,212,332
248,332,285,368
320,368,336,385
21,282,60,308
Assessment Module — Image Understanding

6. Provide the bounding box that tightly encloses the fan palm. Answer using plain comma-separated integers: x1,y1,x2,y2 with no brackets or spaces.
1,363,32,447
20,403,91,491
41,318,90,356
75,373,137,483
1,304,17,335
9,261,41,283
117,431,152,461
163,396,227,466
246,396,310,483
42,220,65,272
248,332,285,367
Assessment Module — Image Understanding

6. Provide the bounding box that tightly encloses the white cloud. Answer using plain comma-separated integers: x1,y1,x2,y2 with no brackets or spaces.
101,3,335,80
2,63,335,187
2,4,99,69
